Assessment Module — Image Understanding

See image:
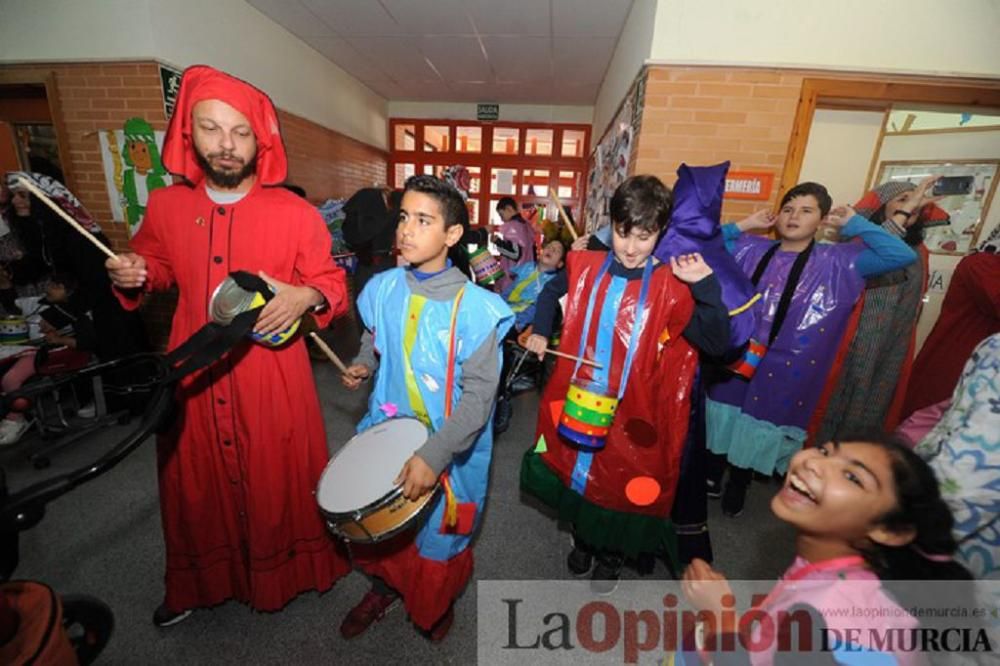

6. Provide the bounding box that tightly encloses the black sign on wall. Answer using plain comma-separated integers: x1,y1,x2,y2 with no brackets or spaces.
477,103,500,121
159,65,183,120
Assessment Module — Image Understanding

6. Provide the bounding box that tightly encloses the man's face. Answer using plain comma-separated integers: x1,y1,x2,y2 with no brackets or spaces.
776,195,823,243
191,99,258,189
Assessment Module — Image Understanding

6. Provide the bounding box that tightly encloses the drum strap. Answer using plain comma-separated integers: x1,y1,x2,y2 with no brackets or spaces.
574,254,653,400
441,287,464,529
750,241,815,347
162,271,275,383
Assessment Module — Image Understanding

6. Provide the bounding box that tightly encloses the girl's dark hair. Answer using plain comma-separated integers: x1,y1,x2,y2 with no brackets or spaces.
870,205,925,246
843,432,971,581
609,175,673,235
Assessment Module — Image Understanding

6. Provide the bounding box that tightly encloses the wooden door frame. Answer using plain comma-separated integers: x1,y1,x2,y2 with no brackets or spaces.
778,77,1000,199
0,68,77,195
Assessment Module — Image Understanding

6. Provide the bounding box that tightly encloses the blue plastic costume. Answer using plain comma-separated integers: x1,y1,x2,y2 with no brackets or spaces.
352,267,512,628
501,261,560,330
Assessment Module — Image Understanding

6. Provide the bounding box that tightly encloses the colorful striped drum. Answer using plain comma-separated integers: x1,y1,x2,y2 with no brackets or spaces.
469,247,504,285
209,276,300,348
727,338,767,379
0,317,29,345
557,381,618,451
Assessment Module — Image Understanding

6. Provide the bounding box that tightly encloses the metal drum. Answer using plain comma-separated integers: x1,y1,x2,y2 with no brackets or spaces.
209,276,300,347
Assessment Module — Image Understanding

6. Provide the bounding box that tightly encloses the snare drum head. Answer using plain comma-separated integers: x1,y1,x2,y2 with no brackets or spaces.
317,418,429,514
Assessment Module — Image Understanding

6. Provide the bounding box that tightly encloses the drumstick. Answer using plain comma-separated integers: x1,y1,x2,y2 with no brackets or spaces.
506,340,602,369
549,194,579,241
14,176,117,260
308,332,350,374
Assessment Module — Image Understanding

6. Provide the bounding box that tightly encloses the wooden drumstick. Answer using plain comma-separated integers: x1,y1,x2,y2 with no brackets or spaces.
549,193,579,241
308,331,350,374
506,340,602,369
14,176,117,260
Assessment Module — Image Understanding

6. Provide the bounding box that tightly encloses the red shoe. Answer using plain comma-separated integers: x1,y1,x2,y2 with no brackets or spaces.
426,606,455,643
339,590,399,639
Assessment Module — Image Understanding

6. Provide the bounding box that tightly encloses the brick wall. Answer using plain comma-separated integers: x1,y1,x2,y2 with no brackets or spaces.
635,66,801,221
0,60,386,347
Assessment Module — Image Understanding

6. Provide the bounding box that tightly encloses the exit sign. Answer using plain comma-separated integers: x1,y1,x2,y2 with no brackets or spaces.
724,171,775,201
477,103,500,121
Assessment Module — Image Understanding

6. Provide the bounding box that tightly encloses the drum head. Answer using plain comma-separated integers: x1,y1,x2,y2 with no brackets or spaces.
317,418,429,514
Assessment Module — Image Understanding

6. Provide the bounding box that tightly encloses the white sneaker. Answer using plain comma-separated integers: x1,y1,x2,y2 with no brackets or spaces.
77,403,96,418
0,418,31,446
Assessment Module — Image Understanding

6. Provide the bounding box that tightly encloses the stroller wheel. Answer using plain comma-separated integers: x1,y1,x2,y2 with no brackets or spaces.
61,594,114,665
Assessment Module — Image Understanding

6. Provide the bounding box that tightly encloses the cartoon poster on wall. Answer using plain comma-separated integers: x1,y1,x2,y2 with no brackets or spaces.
99,118,168,237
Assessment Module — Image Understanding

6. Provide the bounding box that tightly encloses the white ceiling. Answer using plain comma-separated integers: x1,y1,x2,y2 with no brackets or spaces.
246,0,634,105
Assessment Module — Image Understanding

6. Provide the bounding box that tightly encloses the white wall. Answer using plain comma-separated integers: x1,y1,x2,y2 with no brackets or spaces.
387,101,593,125
0,0,389,149
874,130,1000,350
648,0,1000,78
592,0,657,140
799,109,885,205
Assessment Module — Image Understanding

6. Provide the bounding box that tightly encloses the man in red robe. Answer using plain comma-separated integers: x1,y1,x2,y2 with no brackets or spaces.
106,65,350,626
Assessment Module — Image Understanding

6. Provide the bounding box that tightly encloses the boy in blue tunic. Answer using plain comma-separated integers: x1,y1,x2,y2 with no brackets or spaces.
339,175,513,641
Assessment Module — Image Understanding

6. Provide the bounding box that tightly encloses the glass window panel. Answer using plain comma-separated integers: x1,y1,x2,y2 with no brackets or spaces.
394,124,416,151
489,199,504,226
466,199,480,227
491,127,520,154
525,128,553,156
558,170,580,198
466,166,482,194
456,126,482,153
394,162,415,188
490,167,518,195
423,125,450,152
561,129,585,157
521,169,550,196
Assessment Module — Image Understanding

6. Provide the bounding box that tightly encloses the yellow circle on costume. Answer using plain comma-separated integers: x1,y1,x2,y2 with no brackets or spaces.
568,384,618,414
625,476,661,506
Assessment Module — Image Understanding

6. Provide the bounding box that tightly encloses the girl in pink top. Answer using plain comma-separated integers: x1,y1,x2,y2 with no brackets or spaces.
681,435,971,664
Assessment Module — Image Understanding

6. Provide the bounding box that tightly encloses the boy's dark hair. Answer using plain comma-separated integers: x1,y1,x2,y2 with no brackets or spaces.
49,272,78,293
609,175,673,235
780,182,832,218
496,196,517,212
841,432,972,582
403,175,469,231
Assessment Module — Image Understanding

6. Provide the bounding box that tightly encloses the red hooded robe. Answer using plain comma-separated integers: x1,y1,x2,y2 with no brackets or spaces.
116,65,350,612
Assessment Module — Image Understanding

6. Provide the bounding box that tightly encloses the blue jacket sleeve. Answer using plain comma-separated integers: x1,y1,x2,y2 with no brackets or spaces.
840,215,917,277
721,223,742,253
532,269,568,339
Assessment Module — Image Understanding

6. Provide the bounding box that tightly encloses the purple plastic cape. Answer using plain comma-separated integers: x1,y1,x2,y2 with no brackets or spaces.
654,162,759,351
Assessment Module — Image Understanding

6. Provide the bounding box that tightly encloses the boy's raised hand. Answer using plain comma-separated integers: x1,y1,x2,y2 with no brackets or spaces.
671,253,713,284
396,454,437,500
736,209,776,232
341,363,371,390
827,204,857,227
571,234,590,252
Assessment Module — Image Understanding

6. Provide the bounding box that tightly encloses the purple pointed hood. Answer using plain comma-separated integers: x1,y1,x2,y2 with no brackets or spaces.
654,162,759,352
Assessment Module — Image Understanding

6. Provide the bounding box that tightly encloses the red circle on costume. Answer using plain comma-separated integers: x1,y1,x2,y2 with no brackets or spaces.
625,477,660,506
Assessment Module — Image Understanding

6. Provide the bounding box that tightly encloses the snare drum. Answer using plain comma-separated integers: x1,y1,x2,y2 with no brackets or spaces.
469,247,504,285
209,275,300,347
0,317,29,345
317,418,438,543
558,380,618,451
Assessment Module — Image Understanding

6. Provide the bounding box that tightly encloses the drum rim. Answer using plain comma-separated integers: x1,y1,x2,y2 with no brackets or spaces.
325,484,441,542
316,417,430,514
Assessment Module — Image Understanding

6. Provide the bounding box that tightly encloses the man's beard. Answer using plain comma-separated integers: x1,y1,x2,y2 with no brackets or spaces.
195,149,258,189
